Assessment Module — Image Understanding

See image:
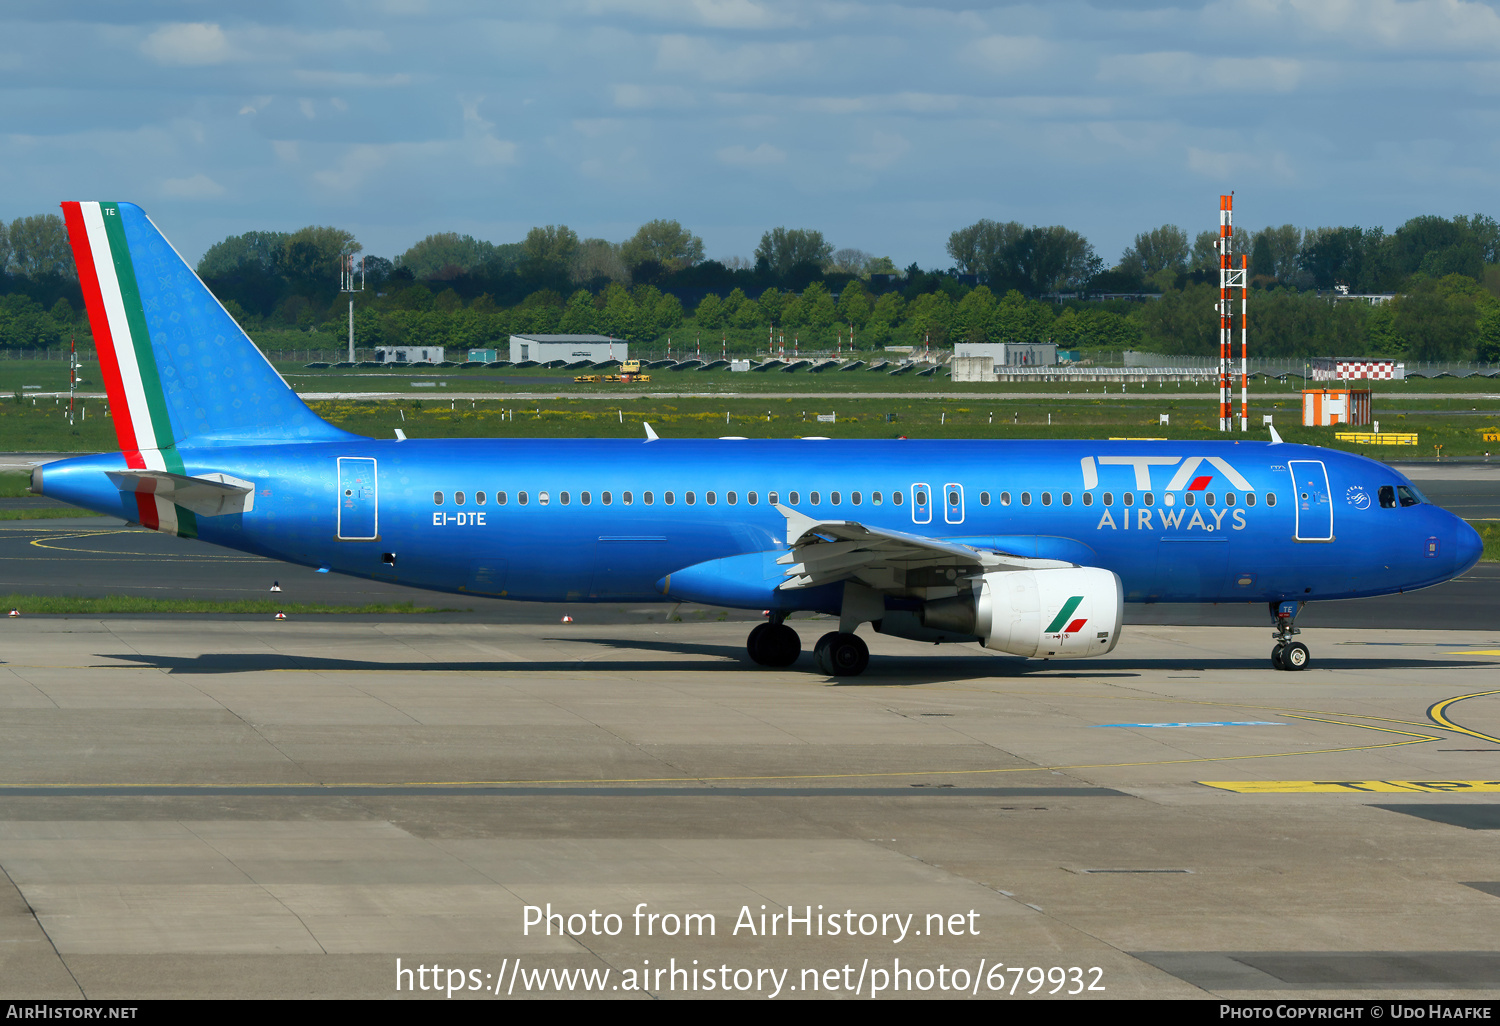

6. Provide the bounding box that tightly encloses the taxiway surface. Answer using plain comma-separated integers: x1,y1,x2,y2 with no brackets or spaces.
0,618,1498,1000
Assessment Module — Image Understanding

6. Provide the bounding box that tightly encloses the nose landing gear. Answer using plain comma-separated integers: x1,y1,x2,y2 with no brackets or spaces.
1270,601,1310,671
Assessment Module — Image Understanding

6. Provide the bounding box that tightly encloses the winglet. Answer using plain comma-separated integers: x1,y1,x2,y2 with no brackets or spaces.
643,421,659,442
774,502,821,546
1268,424,1283,445
394,428,407,441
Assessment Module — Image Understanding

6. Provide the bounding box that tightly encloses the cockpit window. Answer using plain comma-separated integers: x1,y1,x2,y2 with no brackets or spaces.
1397,485,1424,507
1379,485,1396,509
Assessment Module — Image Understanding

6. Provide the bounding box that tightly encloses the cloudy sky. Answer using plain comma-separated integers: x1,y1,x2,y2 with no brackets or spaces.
4,0,1500,269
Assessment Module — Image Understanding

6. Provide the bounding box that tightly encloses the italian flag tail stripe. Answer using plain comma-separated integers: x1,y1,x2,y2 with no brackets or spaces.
1045,596,1085,634
61,201,192,536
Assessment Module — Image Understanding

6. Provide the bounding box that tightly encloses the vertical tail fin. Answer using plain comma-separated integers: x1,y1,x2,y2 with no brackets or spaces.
61,201,350,462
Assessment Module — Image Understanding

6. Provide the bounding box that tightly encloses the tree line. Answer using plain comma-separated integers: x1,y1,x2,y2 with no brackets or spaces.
2,209,1499,361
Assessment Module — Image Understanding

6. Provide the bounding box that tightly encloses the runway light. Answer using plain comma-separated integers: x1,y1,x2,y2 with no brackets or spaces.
270,582,281,592
8,609,17,618
274,611,287,620
561,615,573,623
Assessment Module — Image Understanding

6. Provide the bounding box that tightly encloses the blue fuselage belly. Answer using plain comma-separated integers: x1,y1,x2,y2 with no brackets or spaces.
39,438,1481,608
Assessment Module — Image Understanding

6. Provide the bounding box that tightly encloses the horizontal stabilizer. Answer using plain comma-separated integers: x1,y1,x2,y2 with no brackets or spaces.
107,469,255,517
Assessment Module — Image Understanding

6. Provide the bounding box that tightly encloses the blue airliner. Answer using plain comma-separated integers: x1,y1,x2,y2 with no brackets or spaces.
32,202,1483,676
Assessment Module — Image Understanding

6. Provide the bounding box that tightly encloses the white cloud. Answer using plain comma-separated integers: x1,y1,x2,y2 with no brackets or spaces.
272,140,300,163
1099,52,1304,93
293,70,413,88
849,131,908,169
657,34,816,84
964,34,1055,74
1227,0,1500,54
716,142,786,165
612,84,698,109
1187,145,1296,182
140,23,230,66
586,0,782,29
161,173,227,199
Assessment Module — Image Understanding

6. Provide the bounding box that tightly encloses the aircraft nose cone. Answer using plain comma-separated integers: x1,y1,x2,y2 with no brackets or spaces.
1454,518,1484,574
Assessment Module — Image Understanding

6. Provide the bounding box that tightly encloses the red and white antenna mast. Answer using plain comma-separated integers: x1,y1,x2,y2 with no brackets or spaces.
1218,194,1249,432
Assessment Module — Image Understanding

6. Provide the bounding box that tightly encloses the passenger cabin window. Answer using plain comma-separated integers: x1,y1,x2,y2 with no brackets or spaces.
727,492,736,505
497,492,507,505
789,491,800,504
1082,492,1093,507
1266,493,1277,507
1124,492,1134,507
748,492,758,505
1000,492,1011,506
1204,492,1215,507
433,491,443,505
1062,492,1072,506
625,491,635,505
852,492,861,505
581,492,591,505
643,491,653,504
603,492,612,505
980,491,991,506
1103,492,1114,506
1224,492,1235,506
769,491,779,505
1021,492,1032,506
1184,492,1195,506
560,492,570,505
1041,492,1052,506
685,492,695,505
1245,493,1256,507
872,492,883,505
1142,492,1153,507
831,492,841,505
539,491,550,505
1379,485,1396,509
893,492,903,506
476,492,487,505
811,492,821,505
455,492,466,506
665,492,675,505
519,491,529,505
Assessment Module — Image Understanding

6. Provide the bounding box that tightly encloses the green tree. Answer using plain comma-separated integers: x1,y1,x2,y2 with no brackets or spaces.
758,286,785,325
755,228,833,278
598,283,637,339
836,279,873,328
570,238,626,285
695,293,726,329
990,290,1053,344
281,226,360,293
198,230,288,277
1120,225,1188,279
521,225,580,280
8,214,73,278
559,289,599,335
801,281,837,333
621,220,704,272
399,233,497,279
951,285,997,343
0,219,10,274
1475,296,1500,362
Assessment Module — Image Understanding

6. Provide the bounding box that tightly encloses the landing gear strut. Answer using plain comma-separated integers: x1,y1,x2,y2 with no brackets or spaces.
747,617,800,667
814,631,870,677
1269,601,1310,671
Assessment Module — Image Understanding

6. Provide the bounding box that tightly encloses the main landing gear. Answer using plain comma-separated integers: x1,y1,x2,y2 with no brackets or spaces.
747,618,800,667
1269,600,1310,671
745,618,872,677
814,631,870,677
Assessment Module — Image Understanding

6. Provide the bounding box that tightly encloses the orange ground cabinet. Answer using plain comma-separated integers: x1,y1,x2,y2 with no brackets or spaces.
1302,388,1371,427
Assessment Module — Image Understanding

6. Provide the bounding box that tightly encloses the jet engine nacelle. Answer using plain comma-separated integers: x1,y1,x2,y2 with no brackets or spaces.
921,567,1124,659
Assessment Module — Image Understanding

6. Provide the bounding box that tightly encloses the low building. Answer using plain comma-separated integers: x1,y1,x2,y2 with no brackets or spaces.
375,346,444,365
1303,388,1372,427
954,342,1057,370
509,334,627,364
467,348,498,363
1311,357,1404,381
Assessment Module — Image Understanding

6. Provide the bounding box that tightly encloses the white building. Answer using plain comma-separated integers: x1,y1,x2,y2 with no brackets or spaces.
375,346,444,365
954,342,1057,369
509,334,627,364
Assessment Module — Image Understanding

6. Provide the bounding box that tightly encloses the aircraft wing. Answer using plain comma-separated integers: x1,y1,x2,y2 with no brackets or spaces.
773,503,1072,591
107,469,256,517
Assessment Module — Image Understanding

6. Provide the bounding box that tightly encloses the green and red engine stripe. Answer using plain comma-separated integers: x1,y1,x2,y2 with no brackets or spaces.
1044,596,1087,634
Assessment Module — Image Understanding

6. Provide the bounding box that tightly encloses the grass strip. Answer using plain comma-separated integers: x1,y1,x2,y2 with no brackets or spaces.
1470,521,1500,562
0,595,459,615
0,508,103,520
